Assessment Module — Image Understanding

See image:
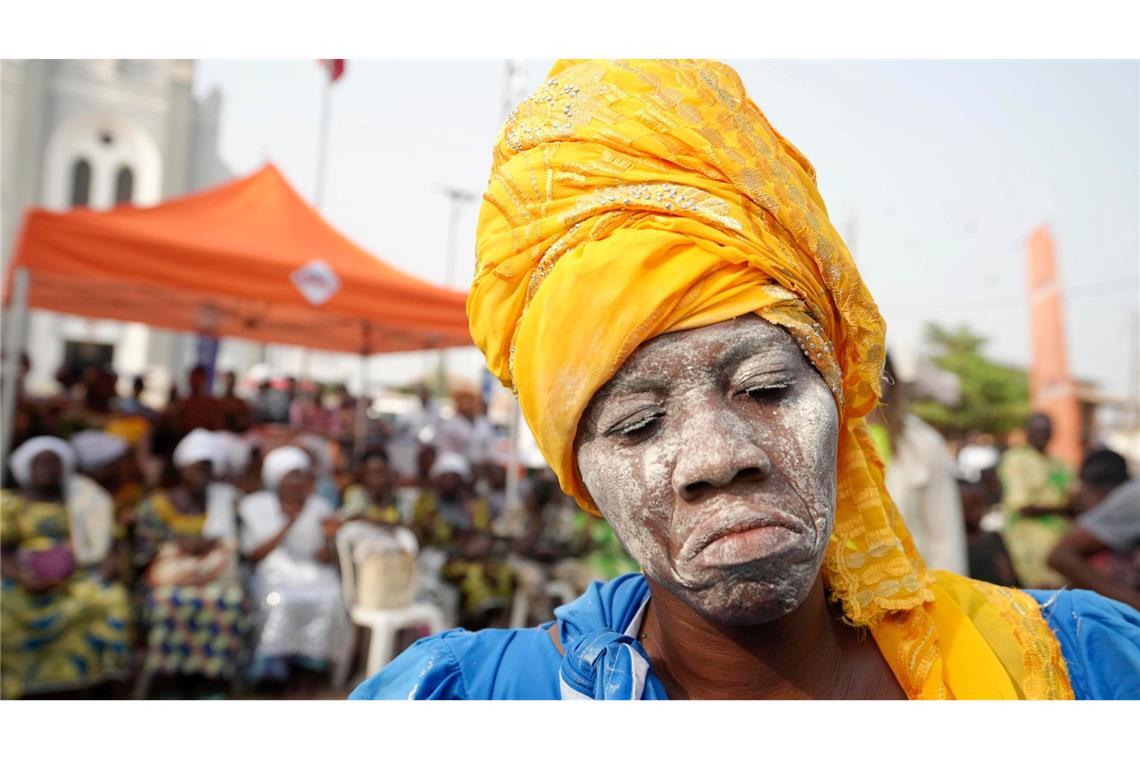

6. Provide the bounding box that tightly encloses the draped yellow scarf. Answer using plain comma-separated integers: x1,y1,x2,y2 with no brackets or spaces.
468,59,1072,699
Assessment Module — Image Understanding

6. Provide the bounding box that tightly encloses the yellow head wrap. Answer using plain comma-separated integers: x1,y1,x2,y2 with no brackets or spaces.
469,60,1072,698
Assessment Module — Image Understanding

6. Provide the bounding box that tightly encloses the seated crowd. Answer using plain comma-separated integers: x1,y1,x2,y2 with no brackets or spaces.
1,362,626,699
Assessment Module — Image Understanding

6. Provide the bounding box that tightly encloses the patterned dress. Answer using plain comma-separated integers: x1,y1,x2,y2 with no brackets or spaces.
413,492,514,616
133,487,248,681
0,491,130,698
999,445,1075,588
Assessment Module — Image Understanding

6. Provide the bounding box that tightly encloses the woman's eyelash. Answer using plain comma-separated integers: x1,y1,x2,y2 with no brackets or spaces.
740,377,796,397
609,413,662,437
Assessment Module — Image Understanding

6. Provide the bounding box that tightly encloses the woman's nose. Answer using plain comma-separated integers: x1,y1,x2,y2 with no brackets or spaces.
672,409,771,502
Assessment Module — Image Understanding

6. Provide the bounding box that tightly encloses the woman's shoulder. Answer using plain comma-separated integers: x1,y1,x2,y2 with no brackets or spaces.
1022,588,1140,700
238,490,274,511
349,573,652,700
348,625,562,700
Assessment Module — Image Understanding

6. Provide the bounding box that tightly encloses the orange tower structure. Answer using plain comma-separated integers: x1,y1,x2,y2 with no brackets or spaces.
1026,225,1083,468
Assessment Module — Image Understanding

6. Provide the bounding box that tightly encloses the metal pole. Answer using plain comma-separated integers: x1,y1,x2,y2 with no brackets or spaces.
1130,309,1139,429
354,352,368,468
1,268,31,468
353,323,371,468
299,73,334,381
436,187,477,393
501,60,529,515
315,73,333,209
505,394,522,514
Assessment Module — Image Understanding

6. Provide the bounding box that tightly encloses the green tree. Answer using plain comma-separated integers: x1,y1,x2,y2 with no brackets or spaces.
911,323,1030,438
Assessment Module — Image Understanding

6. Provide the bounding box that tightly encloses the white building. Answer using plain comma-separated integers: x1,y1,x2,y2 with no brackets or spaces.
0,59,259,399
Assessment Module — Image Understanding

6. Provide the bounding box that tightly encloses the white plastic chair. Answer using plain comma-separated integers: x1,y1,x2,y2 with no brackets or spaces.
507,570,578,629
335,522,447,683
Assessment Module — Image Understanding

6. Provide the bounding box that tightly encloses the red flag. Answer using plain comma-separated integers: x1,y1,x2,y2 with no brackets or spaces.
318,59,346,83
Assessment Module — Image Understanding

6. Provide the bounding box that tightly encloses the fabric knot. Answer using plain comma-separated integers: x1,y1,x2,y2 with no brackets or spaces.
558,630,652,700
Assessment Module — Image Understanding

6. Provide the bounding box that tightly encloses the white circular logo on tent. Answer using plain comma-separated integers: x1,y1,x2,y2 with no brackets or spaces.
290,259,341,306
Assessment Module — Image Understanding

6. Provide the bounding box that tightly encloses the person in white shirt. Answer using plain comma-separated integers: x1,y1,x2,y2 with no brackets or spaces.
868,356,968,576
239,445,350,691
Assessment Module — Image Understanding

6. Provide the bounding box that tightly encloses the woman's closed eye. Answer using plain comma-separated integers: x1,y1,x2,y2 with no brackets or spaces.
737,375,796,402
605,409,664,441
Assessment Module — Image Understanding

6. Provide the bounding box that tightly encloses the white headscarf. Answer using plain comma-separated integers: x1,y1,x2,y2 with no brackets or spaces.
70,430,129,472
9,436,76,488
173,428,223,470
429,450,471,480
261,445,311,491
295,433,332,477
212,431,253,479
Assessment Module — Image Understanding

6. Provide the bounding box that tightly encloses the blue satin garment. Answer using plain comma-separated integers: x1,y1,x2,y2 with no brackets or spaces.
349,573,1140,700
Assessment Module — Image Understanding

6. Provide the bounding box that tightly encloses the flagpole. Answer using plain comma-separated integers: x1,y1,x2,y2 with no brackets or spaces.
435,186,477,394
502,60,528,517
315,70,332,210
301,66,335,380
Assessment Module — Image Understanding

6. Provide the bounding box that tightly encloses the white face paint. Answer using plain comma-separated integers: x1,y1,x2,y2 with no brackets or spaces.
575,315,840,625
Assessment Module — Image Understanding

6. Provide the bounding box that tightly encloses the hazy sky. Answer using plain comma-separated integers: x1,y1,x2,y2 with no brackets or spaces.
194,60,1139,397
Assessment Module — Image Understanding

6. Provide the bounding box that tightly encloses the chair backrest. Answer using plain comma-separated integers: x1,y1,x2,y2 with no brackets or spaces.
335,522,419,611
335,526,358,611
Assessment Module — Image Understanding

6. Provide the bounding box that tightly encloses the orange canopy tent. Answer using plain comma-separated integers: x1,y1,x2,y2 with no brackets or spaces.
4,164,472,355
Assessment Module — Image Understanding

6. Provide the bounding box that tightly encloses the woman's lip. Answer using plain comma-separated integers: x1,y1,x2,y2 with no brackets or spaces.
682,510,802,560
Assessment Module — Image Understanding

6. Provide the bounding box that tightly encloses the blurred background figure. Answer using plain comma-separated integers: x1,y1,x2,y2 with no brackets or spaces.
338,448,401,528
250,378,277,425
998,412,1076,588
868,354,968,575
70,429,144,588
289,381,327,435
115,374,159,423
172,365,223,440
505,468,588,626
957,432,1000,484
1048,449,1140,609
131,429,247,698
239,446,348,696
412,451,512,629
217,370,252,433
1,437,129,698
959,478,1020,587
435,387,493,467
296,433,341,508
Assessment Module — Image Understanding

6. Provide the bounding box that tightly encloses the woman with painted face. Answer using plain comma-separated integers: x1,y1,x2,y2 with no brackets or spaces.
239,445,349,691
351,59,1140,700
1,436,130,698
132,429,247,697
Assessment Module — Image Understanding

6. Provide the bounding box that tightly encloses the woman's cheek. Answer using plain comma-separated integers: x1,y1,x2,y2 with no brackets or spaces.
780,382,840,537
582,441,666,572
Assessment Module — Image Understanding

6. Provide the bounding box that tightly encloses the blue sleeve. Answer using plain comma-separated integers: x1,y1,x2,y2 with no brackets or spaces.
1025,589,1140,700
348,632,467,700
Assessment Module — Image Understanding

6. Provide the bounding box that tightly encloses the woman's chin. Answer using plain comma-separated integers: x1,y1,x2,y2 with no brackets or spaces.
663,569,819,627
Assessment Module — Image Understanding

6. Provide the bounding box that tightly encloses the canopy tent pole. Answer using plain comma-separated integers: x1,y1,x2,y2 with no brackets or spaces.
353,353,369,468
1,268,31,469
505,395,522,515
353,323,372,468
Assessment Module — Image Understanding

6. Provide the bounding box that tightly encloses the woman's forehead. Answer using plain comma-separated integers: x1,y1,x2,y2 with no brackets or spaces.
619,316,798,377
31,450,62,466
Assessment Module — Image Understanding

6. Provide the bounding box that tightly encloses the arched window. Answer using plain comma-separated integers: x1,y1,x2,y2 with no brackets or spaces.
114,165,134,205
70,158,92,207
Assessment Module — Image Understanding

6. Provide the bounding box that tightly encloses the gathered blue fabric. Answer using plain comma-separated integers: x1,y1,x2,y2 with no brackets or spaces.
559,629,666,700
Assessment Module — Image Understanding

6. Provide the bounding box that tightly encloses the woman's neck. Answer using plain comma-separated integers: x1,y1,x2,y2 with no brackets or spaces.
25,485,63,502
171,485,207,513
640,576,904,700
